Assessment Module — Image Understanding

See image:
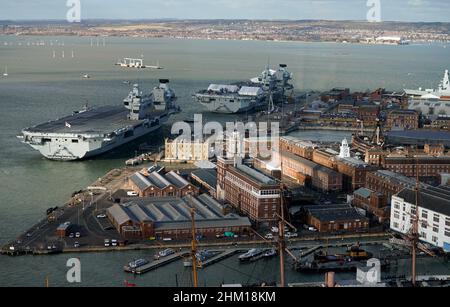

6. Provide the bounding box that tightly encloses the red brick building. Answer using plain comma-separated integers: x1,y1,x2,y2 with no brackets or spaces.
128,169,199,198
386,109,419,130
217,157,281,223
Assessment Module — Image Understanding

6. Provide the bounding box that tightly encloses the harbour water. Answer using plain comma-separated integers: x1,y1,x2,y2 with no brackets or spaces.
1,36,449,286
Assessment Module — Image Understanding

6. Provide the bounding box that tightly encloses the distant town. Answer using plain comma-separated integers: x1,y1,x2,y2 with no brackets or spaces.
2,19,450,44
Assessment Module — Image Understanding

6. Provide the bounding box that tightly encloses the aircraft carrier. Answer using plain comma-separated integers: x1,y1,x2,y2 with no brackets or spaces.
18,79,179,161
194,64,294,114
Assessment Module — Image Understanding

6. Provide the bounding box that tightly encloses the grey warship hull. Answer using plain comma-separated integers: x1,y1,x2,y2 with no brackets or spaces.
20,106,168,161
20,80,178,161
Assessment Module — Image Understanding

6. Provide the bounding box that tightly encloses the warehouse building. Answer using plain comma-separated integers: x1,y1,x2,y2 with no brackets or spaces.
128,168,199,197
107,194,251,240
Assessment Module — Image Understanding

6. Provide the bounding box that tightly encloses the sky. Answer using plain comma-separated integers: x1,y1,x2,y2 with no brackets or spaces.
0,0,449,22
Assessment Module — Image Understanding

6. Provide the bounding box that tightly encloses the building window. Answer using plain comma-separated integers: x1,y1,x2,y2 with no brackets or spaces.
422,211,428,219
445,229,450,237
433,225,439,233
432,236,438,243
433,215,440,223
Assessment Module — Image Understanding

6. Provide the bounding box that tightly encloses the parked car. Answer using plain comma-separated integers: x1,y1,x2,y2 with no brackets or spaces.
111,239,118,246
104,239,110,247
271,226,279,233
285,232,298,239
69,233,75,238
74,242,80,248
96,214,107,219
308,227,318,232
265,233,274,240
75,232,81,238
127,191,138,197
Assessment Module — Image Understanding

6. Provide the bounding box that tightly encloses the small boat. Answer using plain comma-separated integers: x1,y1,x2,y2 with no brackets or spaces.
239,248,264,262
82,74,91,79
3,66,8,77
263,248,277,258
156,248,175,259
128,258,149,269
183,250,218,267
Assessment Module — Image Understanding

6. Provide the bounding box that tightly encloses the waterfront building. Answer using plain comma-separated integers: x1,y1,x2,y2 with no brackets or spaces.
301,204,369,233
430,116,450,131
217,157,281,223
106,194,251,240
128,168,199,198
386,109,419,130
164,138,211,162
390,186,450,250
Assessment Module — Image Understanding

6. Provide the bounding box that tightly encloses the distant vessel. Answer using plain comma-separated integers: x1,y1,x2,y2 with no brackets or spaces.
3,66,8,77
116,57,147,69
82,74,91,79
19,79,179,161
404,69,450,99
194,64,294,114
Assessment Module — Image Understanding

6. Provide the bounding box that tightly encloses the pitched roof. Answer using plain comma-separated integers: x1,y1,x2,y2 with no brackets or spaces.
396,186,450,216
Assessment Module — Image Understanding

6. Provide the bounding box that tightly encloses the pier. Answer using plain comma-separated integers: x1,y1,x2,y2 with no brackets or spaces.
132,251,190,275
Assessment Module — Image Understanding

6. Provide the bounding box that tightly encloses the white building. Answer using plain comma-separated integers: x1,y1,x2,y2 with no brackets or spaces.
390,186,450,251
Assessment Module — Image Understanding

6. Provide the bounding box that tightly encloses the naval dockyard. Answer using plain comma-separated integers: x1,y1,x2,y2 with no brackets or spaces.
2,61,450,288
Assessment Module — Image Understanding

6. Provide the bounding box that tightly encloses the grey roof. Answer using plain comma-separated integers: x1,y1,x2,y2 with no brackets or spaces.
108,195,251,230
165,171,189,188
107,204,132,226
373,170,423,188
130,172,153,191
396,186,450,216
354,187,373,199
147,172,172,189
305,205,368,222
191,169,217,189
236,164,278,185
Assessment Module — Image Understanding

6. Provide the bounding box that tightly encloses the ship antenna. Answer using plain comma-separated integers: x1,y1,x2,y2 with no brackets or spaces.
189,196,199,287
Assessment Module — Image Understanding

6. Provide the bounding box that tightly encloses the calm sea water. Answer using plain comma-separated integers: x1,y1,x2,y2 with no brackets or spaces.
0,36,449,286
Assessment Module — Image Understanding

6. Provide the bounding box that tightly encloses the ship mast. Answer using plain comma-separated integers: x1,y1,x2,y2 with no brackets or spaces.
411,158,420,287
278,184,286,287
190,202,199,288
